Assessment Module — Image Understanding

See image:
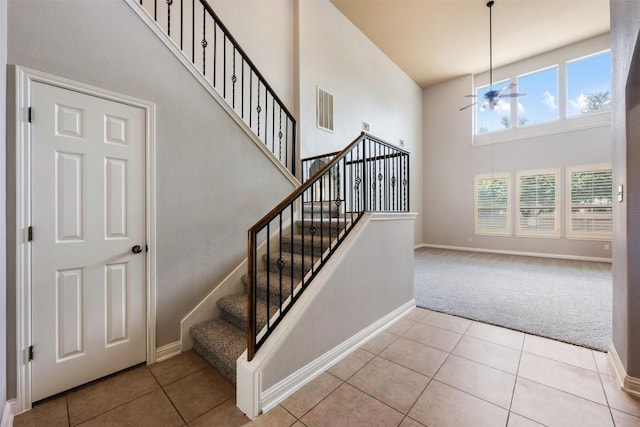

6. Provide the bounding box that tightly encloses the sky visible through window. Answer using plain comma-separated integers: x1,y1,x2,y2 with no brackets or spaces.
567,51,611,116
476,50,611,134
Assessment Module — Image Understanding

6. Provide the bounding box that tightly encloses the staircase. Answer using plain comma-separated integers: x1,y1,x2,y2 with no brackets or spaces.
190,203,349,383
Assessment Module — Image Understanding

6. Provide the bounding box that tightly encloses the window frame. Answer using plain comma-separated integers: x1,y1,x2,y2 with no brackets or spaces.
472,39,611,146
515,169,561,238
474,173,512,236
566,163,613,240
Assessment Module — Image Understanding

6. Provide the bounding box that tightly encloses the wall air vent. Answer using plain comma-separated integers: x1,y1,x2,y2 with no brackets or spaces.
316,86,334,132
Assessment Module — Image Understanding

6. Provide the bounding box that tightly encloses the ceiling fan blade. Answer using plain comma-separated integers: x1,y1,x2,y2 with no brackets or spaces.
497,83,516,96
459,102,477,111
465,94,479,98
498,92,528,98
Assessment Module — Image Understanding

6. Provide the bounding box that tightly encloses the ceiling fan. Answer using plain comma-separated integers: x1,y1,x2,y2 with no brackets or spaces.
460,1,526,111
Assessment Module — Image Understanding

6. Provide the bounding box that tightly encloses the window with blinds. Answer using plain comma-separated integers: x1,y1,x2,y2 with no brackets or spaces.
516,169,560,237
567,164,612,239
474,173,511,235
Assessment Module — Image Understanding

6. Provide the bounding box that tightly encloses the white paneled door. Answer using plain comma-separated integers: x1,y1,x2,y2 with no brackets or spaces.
30,82,147,402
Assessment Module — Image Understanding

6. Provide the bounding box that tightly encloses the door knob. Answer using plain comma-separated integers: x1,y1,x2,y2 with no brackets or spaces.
131,245,143,254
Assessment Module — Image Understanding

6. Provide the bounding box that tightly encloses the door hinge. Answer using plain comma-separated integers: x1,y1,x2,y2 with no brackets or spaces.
28,226,33,242
28,107,33,123
28,345,34,361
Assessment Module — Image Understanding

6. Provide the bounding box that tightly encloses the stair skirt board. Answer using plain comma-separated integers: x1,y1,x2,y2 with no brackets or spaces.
258,300,415,416
180,216,294,351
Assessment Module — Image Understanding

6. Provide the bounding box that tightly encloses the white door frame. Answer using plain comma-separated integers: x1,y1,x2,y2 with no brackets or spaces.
14,66,157,413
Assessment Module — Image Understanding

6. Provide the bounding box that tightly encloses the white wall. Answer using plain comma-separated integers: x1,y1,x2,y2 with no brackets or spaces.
6,0,295,372
207,0,295,111
611,0,640,377
423,35,612,259
296,0,424,244
1,0,8,417
260,213,415,391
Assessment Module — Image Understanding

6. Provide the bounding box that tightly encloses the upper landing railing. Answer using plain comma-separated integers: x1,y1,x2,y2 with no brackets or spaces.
138,0,296,175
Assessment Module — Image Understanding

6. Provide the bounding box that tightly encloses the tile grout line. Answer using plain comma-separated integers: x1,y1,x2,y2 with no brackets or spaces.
593,349,617,426
505,328,526,427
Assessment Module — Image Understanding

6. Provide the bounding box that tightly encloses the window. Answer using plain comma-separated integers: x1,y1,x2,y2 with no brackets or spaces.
474,173,511,235
567,164,612,239
476,79,511,134
516,169,560,237
473,46,611,140
567,51,611,117
517,66,559,127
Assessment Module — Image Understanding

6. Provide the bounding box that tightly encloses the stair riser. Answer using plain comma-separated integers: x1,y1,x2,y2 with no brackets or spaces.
264,258,314,279
279,241,330,256
193,340,236,384
241,274,295,301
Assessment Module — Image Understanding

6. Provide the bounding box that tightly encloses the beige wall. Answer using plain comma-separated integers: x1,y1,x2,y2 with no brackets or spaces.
6,0,296,397
422,35,612,259
1,0,7,414
611,0,640,376
296,0,424,244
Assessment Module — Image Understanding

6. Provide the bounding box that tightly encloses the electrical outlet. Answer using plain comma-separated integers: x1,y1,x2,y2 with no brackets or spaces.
362,121,370,132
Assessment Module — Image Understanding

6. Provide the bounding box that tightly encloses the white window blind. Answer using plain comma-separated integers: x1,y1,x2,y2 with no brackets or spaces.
474,173,511,235
567,164,612,239
516,170,560,237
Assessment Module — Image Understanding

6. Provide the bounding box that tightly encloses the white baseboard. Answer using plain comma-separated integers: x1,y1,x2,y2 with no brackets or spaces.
259,299,415,414
1,399,16,427
417,243,612,263
155,341,182,362
609,345,640,398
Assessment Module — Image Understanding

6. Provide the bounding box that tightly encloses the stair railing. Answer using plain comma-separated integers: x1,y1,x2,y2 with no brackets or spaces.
138,0,296,175
300,151,340,184
247,132,410,360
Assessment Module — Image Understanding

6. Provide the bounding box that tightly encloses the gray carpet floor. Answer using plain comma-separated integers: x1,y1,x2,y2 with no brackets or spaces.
414,247,612,351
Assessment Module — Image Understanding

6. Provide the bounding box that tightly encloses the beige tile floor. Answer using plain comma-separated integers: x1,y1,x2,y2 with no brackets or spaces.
15,307,640,426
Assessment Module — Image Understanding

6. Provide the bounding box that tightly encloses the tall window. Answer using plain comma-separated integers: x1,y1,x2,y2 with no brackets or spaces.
517,66,559,127
567,164,612,239
516,170,560,237
475,173,511,235
567,51,612,117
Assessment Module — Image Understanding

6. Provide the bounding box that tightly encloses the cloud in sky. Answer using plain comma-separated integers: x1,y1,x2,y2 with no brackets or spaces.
569,93,588,112
542,91,558,111
492,100,525,114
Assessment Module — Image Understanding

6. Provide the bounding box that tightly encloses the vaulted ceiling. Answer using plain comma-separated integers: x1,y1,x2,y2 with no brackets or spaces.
330,0,611,88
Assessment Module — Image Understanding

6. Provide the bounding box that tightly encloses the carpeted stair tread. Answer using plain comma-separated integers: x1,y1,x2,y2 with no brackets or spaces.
191,318,245,383
295,218,351,235
262,251,321,278
242,271,298,300
302,202,341,219
217,293,280,332
280,233,333,253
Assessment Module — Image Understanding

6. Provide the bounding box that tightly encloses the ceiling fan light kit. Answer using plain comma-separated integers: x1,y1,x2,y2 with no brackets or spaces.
460,0,527,112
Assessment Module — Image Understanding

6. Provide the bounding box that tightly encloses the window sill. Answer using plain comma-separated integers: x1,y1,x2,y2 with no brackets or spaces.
473,111,610,146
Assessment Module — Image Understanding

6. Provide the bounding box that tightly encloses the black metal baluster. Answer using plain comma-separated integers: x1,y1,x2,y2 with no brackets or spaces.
278,111,283,163
191,0,195,63
180,0,183,49
271,98,275,157
406,155,410,211
257,80,261,137
249,72,253,128
241,59,245,118
265,223,270,328
289,203,294,301
265,91,269,145
154,0,157,20
201,9,207,75
213,21,217,87
223,36,227,98
232,47,237,108
167,0,172,36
